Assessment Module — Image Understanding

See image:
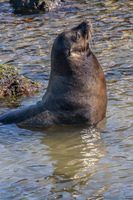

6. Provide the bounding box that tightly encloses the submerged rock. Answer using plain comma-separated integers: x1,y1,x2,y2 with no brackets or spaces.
0,65,44,97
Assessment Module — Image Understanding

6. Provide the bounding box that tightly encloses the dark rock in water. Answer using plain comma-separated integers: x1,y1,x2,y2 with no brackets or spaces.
0,65,44,97
10,0,65,14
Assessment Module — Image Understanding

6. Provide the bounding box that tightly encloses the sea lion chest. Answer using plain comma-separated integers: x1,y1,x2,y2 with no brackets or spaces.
44,52,106,125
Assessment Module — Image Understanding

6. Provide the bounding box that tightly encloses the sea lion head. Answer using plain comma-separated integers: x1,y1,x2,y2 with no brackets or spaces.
51,20,92,76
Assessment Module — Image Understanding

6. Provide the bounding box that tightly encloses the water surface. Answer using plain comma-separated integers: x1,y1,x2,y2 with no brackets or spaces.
0,0,133,199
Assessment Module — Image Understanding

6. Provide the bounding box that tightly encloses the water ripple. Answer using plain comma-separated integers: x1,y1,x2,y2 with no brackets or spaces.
0,0,133,199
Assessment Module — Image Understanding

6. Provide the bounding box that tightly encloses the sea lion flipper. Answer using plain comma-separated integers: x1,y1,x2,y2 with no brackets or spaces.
0,21,107,127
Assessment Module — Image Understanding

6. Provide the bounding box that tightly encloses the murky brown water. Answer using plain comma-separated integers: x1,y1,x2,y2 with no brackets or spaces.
0,0,133,199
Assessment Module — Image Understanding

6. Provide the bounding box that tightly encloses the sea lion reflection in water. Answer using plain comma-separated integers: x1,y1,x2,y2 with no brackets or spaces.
0,21,107,127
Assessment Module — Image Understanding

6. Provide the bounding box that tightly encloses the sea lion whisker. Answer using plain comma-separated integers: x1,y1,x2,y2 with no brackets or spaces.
84,35,86,52
89,31,92,50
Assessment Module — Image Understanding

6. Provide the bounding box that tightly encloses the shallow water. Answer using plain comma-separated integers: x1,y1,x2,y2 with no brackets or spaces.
0,0,133,199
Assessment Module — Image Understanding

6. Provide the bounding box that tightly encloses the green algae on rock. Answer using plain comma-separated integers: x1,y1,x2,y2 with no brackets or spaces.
0,65,44,97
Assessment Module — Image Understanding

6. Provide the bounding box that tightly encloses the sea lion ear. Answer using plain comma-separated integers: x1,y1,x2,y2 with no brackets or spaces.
71,31,81,42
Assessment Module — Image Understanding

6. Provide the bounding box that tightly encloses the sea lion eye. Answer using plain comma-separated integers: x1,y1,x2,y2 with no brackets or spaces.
76,32,80,40
72,32,81,42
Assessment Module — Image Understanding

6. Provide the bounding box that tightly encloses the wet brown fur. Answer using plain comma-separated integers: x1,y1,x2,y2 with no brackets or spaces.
0,21,107,127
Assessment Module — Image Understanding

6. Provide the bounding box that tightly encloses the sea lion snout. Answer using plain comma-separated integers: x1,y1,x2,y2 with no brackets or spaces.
78,20,92,35
72,20,92,39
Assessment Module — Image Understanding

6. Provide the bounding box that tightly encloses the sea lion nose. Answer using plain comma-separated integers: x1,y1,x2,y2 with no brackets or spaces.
75,20,91,33
83,20,91,24
83,20,92,32
80,20,91,35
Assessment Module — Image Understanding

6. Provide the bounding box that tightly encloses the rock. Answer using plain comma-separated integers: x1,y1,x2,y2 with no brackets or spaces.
0,65,44,97
10,0,65,13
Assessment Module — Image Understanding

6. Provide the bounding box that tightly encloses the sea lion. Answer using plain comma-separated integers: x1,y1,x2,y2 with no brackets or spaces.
0,21,107,127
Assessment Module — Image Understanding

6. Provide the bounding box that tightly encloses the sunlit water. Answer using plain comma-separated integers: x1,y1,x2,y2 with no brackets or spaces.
0,0,133,199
